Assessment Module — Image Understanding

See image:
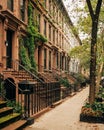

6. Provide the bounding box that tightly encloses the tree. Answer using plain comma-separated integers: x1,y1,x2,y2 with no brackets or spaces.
96,29,104,93
86,0,102,104
64,0,104,104
69,42,90,70
76,0,104,94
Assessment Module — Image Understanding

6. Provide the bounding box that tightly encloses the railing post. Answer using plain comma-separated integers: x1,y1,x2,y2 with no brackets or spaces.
24,89,30,118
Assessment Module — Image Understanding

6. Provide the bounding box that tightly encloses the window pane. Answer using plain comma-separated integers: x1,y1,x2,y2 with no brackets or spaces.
44,20,47,36
7,0,13,11
49,51,51,70
44,49,47,69
20,0,25,21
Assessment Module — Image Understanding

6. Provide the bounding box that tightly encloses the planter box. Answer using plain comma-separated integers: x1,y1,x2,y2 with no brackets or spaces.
80,113,104,123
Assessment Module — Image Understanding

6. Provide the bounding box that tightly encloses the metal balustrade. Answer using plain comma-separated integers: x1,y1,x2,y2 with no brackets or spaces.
0,59,83,118
0,60,61,118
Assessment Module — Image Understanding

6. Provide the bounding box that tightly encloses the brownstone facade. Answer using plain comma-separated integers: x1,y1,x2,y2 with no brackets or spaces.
0,0,28,72
0,0,81,117
0,0,81,74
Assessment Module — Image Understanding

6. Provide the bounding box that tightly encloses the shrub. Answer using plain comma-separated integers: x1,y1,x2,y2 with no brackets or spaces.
81,101,104,117
81,106,102,117
7,100,23,114
59,78,71,88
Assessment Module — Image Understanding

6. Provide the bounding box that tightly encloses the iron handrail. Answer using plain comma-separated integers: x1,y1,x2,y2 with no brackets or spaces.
0,73,24,94
12,60,45,84
0,93,9,101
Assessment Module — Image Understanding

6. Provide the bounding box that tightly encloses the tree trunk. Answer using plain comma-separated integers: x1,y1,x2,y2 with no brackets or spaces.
96,62,104,94
89,19,97,104
96,29,104,94
86,0,102,104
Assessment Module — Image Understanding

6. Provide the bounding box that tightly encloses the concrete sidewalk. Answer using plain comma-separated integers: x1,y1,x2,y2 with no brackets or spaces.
24,87,104,130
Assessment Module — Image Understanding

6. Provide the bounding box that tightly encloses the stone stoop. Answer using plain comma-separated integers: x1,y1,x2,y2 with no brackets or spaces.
2,120,27,130
0,101,27,130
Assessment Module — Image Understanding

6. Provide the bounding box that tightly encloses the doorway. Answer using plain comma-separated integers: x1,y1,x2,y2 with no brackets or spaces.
6,30,13,68
4,78,16,101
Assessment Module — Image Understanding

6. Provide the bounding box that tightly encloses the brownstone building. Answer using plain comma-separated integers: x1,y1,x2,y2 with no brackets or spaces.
32,0,81,73
0,0,81,119
0,0,28,71
0,0,81,74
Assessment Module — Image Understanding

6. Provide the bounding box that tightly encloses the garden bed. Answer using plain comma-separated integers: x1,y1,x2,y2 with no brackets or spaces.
80,86,104,124
80,113,104,123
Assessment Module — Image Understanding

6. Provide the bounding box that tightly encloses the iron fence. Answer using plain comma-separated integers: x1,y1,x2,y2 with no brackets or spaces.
18,82,61,117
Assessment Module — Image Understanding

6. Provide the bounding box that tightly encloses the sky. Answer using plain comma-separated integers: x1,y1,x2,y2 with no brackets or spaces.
63,0,86,39
63,0,85,25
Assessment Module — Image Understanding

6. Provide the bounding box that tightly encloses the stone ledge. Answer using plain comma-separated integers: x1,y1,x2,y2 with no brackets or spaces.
51,100,63,108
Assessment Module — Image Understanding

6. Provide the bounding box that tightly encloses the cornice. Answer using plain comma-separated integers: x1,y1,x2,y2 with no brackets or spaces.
1,10,27,27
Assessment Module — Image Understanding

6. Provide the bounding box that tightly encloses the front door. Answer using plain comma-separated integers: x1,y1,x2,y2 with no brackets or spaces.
6,30,13,68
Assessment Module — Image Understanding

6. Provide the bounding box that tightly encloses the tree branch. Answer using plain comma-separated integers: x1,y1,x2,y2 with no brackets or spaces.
95,0,102,19
86,0,94,20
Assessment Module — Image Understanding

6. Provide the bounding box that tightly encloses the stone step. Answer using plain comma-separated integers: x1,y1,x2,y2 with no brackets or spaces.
2,119,27,130
0,113,21,129
0,107,13,118
0,101,7,109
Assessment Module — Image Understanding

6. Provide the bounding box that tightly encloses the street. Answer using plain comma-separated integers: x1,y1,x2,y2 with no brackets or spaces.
24,87,104,130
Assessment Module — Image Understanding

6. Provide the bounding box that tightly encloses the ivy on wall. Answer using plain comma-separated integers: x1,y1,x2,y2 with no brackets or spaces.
19,43,31,69
19,1,47,71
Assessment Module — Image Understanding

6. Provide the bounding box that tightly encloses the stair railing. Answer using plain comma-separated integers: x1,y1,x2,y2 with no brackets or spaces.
0,72,30,118
0,72,24,100
12,60,44,84
0,93,8,101
37,64,54,82
3,60,61,116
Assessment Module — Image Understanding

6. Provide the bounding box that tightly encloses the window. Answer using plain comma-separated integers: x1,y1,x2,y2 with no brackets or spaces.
33,9,40,32
49,25,51,41
56,8,58,22
44,48,47,69
44,0,47,8
62,37,64,49
56,30,58,46
49,0,52,13
37,14,40,32
44,20,47,36
62,56,64,70
53,29,55,44
7,0,13,11
60,53,62,69
56,53,58,68
65,57,67,71
62,17,64,29
59,33,61,47
49,51,51,70
20,0,25,21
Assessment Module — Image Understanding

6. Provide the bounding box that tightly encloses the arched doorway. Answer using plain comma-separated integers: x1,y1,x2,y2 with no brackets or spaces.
4,78,16,100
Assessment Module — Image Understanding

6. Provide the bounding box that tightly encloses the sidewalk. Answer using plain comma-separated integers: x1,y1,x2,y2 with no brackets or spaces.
24,87,104,130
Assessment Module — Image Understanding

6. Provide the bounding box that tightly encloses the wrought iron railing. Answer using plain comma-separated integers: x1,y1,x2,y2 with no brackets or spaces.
1,60,61,118
12,60,44,83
